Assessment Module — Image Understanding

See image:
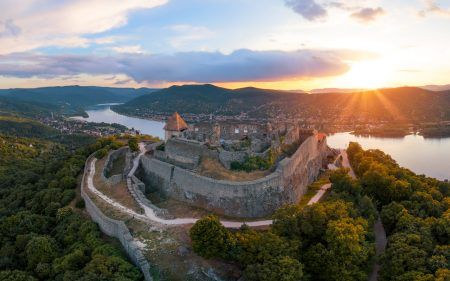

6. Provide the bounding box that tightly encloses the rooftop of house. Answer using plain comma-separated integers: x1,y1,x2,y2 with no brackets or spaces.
164,112,188,132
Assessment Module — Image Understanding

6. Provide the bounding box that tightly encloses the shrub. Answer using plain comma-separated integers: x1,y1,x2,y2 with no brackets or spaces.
75,199,85,209
189,215,235,259
128,138,139,152
95,148,108,159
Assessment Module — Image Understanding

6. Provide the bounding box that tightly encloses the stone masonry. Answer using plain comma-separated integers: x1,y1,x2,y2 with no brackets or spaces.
139,134,329,218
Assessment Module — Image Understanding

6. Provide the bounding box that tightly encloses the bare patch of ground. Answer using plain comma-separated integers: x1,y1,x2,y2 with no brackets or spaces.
156,198,211,218
197,157,270,181
129,221,240,281
94,157,142,213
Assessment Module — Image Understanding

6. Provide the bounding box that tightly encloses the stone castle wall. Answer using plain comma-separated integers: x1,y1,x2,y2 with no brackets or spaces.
278,135,328,202
102,147,134,185
217,148,247,169
139,134,329,218
155,138,218,170
81,155,153,281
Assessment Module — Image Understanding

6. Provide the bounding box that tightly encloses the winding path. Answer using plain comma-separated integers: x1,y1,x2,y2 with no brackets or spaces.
85,144,387,280
86,143,337,228
339,149,387,281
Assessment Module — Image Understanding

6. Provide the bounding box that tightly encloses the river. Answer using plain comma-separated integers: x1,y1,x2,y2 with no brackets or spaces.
74,105,450,180
72,104,165,139
327,132,450,181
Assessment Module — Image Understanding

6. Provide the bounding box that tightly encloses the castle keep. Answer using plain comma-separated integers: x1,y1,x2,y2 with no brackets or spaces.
137,112,331,218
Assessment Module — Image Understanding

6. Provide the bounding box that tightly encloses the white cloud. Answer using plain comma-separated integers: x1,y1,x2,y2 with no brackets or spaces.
168,25,214,48
0,0,168,54
110,45,146,54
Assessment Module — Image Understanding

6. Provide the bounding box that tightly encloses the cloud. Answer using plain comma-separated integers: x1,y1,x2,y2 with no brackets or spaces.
0,49,375,83
350,7,386,23
284,0,327,21
0,19,21,37
0,0,168,54
168,25,214,48
419,0,450,17
110,45,146,54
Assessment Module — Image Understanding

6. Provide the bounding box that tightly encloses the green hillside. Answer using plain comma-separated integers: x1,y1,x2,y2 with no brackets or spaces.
115,85,450,121
0,86,157,116
0,118,141,280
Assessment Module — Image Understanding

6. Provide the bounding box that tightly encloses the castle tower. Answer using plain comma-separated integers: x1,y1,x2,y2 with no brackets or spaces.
164,112,188,141
209,122,221,146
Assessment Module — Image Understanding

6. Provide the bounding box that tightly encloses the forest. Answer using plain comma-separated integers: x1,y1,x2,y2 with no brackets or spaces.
190,143,449,281
0,118,142,281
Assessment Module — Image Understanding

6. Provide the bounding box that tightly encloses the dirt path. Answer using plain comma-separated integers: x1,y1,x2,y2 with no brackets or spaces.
340,149,387,281
87,143,338,228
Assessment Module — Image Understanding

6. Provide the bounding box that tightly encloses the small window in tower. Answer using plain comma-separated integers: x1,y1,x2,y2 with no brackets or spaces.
235,128,239,134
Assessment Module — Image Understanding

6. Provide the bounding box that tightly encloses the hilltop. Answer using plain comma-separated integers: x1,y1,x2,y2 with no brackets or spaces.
0,86,157,116
114,84,450,122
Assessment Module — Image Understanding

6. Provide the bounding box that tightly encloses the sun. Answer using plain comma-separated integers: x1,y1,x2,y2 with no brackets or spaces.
334,60,392,89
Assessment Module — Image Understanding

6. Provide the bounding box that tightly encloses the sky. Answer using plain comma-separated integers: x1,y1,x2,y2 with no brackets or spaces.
0,0,449,90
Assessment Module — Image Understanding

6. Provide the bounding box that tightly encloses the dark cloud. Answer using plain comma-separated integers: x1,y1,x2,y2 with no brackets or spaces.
0,49,374,83
284,0,327,21
0,19,21,37
350,7,386,23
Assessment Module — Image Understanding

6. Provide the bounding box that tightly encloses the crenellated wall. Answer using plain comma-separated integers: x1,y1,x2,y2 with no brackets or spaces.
139,134,329,218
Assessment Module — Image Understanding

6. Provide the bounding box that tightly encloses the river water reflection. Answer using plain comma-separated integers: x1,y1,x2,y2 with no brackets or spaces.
327,132,450,180
74,105,450,180
72,104,165,139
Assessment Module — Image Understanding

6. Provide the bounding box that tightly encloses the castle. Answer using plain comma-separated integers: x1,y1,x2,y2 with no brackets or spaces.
137,112,331,218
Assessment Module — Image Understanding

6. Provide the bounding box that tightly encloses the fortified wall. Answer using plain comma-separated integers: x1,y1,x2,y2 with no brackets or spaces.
81,154,153,281
101,147,134,185
154,138,218,170
138,134,329,218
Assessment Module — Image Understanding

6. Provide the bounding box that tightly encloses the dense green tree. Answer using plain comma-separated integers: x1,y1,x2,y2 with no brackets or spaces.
128,138,139,152
244,256,303,281
347,141,449,279
0,270,37,281
329,168,360,196
189,215,235,259
83,254,142,280
0,130,142,280
26,235,59,270
235,230,297,266
95,148,108,159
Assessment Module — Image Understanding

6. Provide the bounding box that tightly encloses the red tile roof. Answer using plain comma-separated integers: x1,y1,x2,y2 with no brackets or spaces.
317,133,327,142
164,112,188,131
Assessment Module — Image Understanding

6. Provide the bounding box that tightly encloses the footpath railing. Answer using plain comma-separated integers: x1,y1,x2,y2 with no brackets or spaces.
80,153,153,281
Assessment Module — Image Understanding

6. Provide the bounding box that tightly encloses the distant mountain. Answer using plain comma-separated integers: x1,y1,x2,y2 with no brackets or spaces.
309,88,367,94
420,84,450,91
0,86,159,116
114,84,304,117
115,84,450,122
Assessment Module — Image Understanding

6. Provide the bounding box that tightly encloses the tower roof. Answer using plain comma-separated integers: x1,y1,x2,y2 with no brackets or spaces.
164,112,188,132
